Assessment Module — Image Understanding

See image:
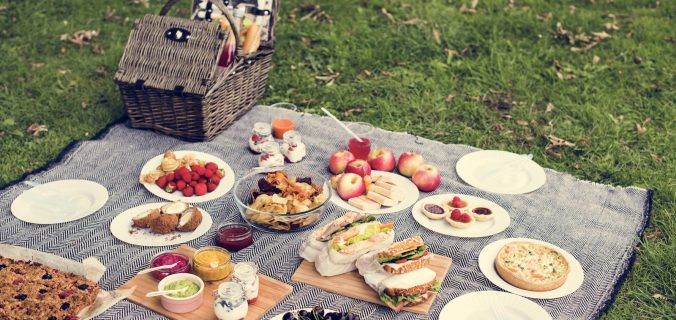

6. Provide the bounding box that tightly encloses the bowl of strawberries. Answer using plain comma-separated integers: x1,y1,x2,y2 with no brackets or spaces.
139,150,236,203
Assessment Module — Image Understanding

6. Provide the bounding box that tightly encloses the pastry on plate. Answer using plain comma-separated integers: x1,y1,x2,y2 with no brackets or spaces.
421,203,447,220
471,207,494,221
176,207,203,232
444,208,475,228
494,241,570,291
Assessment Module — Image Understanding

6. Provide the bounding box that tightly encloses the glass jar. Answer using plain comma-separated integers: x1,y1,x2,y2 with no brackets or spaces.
215,223,253,252
257,141,284,167
231,262,259,304
191,246,234,282
149,251,191,281
280,130,306,163
249,122,274,153
214,281,248,320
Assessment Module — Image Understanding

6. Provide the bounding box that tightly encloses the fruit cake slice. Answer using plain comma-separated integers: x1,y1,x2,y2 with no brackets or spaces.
0,256,100,320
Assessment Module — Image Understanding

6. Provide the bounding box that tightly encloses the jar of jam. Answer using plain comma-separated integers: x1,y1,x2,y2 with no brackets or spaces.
215,223,253,252
191,246,234,282
257,141,284,168
249,122,274,153
214,281,248,320
149,251,191,280
232,262,259,304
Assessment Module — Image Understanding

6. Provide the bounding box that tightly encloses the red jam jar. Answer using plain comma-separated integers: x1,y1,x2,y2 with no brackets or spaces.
149,251,191,281
216,223,253,252
348,137,371,160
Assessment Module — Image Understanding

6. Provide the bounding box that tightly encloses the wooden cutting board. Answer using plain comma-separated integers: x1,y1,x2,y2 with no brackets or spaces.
291,255,452,315
119,245,293,320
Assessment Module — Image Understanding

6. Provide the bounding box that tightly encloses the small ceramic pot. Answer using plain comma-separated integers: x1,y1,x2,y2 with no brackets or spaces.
157,273,204,313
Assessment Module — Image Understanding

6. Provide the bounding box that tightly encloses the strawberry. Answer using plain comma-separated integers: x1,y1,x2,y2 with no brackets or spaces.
182,186,194,197
198,178,207,184
155,176,167,189
165,181,177,193
195,165,206,175
460,213,472,223
450,209,462,220
216,169,225,178
204,169,214,178
175,166,189,176
181,172,191,183
207,183,217,192
176,180,187,191
189,181,197,187
205,162,218,172
166,173,175,182
195,183,207,196
210,175,221,185
191,172,200,181
190,165,200,173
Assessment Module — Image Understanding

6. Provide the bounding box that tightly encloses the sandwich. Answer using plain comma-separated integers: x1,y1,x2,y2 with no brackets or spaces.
378,268,441,312
356,235,432,276
299,212,373,262
314,220,394,276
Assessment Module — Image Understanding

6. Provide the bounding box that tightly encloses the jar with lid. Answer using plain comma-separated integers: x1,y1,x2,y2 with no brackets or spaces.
248,122,274,153
191,246,234,282
214,281,248,320
280,130,306,163
257,141,284,168
231,262,260,303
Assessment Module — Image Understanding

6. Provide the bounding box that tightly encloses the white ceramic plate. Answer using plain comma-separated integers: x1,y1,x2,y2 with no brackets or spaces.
439,291,552,320
270,308,338,320
11,180,108,224
412,194,510,237
330,171,419,214
139,150,235,203
110,202,213,247
478,238,584,299
456,150,546,194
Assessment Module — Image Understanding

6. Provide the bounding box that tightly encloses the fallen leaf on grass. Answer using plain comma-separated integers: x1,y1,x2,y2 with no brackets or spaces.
128,0,149,7
537,12,552,21
432,28,441,44
484,92,513,111
92,44,105,55
402,18,425,25
569,5,576,14
652,293,667,300
315,72,340,86
359,69,372,77
60,30,100,46
81,101,89,109
343,108,363,117
633,55,642,65
57,69,70,75
577,138,592,145
651,153,663,162
445,93,456,103
381,8,396,23
593,55,601,64
31,62,46,68
545,135,575,158
380,71,394,78
546,102,555,112
516,119,529,126
0,5,9,12
609,114,624,125
646,229,662,240
635,122,647,134
605,22,620,30
300,4,333,24
493,124,504,131
27,124,48,136
459,4,477,14
95,67,107,76
553,60,576,80
574,163,582,169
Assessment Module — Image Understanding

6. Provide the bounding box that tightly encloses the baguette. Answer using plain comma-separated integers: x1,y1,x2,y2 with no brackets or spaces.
494,241,570,292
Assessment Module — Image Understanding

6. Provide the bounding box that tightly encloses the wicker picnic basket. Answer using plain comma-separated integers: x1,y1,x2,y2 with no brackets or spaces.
114,0,279,141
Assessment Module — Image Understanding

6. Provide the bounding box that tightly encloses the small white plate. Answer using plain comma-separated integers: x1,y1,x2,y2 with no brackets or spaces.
440,291,552,320
110,202,213,247
11,180,108,224
456,150,546,194
412,194,510,237
478,238,584,299
139,150,235,203
330,171,419,214
270,308,338,320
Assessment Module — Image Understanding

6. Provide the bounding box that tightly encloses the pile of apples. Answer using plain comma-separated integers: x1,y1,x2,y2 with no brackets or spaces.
328,148,441,200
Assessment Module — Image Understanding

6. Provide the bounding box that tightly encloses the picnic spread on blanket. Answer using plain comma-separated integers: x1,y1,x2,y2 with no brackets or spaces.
0,1,652,320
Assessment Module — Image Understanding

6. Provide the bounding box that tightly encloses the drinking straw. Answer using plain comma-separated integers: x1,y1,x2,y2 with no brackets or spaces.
320,107,363,142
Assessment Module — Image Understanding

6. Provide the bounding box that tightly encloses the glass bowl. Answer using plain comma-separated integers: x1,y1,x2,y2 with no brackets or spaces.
233,168,331,233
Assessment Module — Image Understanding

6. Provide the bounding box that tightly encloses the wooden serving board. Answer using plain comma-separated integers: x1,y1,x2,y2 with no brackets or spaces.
119,245,293,320
291,255,452,315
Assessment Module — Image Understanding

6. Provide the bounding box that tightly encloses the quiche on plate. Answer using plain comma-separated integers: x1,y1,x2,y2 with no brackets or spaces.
494,241,570,292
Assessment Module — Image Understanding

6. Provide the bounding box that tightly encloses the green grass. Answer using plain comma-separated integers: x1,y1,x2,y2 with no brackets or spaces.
0,0,674,318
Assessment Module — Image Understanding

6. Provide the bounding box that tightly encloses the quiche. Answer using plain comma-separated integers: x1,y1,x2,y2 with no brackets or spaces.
494,241,570,292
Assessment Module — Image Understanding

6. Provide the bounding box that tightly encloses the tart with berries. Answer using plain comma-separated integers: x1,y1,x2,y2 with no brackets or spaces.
0,256,100,319
444,196,468,210
444,208,475,228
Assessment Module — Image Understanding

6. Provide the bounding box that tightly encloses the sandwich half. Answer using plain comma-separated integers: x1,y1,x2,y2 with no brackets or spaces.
376,235,432,274
378,268,441,312
328,220,395,264
299,212,372,262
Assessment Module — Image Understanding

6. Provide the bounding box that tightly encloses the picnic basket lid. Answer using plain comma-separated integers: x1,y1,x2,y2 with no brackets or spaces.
115,14,224,96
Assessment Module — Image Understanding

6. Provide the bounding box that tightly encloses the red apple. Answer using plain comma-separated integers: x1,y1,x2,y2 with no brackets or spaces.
328,150,356,174
398,152,424,177
367,148,396,171
336,173,366,200
345,159,372,177
412,164,441,192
